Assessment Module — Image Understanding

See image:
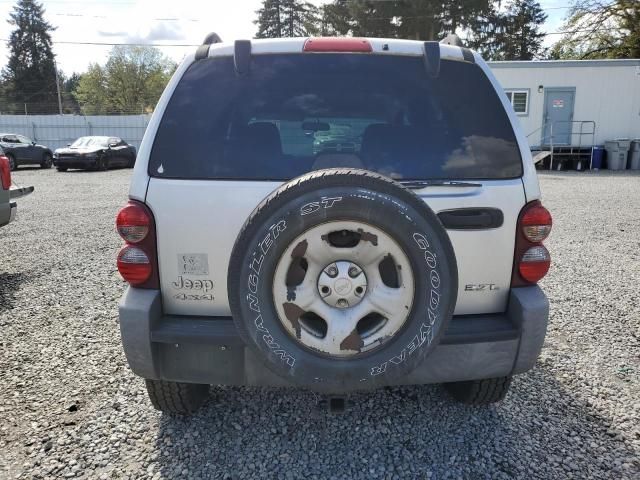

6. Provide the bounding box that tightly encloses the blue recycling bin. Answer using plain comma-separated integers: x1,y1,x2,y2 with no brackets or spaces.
591,145,604,170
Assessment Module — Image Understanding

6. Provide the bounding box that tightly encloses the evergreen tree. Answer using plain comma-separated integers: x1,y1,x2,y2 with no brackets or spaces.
318,0,351,36
2,0,58,114
395,0,493,41
345,0,399,38
255,0,284,38
255,0,319,38
318,0,494,41
501,0,547,60
59,71,81,114
470,0,547,60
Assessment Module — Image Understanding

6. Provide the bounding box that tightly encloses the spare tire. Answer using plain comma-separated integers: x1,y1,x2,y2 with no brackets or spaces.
228,169,457,392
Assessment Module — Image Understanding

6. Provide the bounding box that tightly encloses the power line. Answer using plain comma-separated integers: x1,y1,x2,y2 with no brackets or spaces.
50,12,201,22
0,0,136,3
0,38,198,47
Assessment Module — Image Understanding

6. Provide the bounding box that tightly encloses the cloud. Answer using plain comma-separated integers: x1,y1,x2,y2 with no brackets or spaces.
98,30,127,38
98,22,186,44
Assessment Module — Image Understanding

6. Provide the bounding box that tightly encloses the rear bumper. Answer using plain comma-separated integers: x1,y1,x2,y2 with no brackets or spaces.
10,185,34,200
119,286,548,390
0,201,17,227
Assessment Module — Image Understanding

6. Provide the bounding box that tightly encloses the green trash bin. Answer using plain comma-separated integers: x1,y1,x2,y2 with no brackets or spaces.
629,139,640,170
605,139,631,170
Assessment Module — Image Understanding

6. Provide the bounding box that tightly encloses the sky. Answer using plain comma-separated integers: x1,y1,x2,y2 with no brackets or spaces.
0,0,572,76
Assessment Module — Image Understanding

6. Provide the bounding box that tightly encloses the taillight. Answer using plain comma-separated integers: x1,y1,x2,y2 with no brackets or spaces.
519,246,551,283
116,203,149,243
0,155,10,190
521,204,552,242
117,246,152,285
303,37,372,52
116,200,158,288
512,200,552,286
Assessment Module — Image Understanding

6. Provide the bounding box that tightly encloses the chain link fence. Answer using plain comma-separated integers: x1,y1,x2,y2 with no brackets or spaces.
0,114,151,150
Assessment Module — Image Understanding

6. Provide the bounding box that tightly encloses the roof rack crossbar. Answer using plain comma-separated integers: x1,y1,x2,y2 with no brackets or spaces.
423,41,440,78
234,40,252,76
195,32,223,61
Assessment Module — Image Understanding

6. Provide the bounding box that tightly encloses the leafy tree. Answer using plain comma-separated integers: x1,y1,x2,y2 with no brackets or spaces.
471,0,547,60
2,0,58,114
255,0,319,38
73,65,107,115
74,46,175,115
549,1,639,59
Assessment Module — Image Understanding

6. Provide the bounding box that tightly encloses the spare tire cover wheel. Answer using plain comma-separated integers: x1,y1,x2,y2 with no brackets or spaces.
228,169,457,391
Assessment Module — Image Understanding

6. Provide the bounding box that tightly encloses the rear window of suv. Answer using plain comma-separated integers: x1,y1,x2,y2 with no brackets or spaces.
150,53,522,180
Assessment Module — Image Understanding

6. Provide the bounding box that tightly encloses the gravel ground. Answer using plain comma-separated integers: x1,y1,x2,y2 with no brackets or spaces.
0,167,638,480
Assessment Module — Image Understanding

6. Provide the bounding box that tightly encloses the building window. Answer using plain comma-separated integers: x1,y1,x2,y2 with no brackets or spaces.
505,90,529,115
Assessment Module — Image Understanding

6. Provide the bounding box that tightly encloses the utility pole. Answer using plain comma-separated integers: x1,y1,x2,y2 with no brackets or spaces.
54,60,63,115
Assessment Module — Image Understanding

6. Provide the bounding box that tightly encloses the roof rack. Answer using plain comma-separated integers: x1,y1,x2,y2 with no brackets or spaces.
440,34,463,47
439,34,475,64
195,32,223,61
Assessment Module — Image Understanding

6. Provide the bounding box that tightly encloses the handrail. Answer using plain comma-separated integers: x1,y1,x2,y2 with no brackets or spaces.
546,120,597,170
527,125,544,139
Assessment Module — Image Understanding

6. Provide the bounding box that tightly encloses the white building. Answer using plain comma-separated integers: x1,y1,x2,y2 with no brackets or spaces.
488,59,640,149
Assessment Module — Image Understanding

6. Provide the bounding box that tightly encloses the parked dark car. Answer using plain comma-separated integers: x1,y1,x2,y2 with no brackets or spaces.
54,136,137,172
0,133,54,170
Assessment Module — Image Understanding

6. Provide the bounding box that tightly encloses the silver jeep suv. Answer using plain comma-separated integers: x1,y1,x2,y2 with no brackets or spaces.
116,36,552,414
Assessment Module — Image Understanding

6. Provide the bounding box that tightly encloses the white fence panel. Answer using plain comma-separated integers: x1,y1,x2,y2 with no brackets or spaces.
0,114,151,151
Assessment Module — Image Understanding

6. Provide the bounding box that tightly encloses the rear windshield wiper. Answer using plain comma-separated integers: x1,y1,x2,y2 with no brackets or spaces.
399,180,482,189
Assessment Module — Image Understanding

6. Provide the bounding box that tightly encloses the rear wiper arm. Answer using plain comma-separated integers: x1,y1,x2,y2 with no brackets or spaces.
399,180,482,189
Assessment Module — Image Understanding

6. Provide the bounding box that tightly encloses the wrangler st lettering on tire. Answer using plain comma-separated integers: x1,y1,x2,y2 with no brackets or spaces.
228,169,458,392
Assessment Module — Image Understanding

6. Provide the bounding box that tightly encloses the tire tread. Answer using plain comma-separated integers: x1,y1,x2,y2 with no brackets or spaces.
227,168,458,391
444,376,512,405
144,379,208,414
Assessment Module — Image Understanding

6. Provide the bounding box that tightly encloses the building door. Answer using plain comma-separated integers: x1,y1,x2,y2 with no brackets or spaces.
542,88,575,146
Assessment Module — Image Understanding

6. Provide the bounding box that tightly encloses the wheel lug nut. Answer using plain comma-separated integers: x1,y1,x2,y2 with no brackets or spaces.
336,299,349,308
348,267,360,277
326,266,338,277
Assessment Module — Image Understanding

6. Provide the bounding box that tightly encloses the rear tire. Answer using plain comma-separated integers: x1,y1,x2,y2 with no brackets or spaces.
444,376,512,405
41,152,53,169
144,379,209,414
